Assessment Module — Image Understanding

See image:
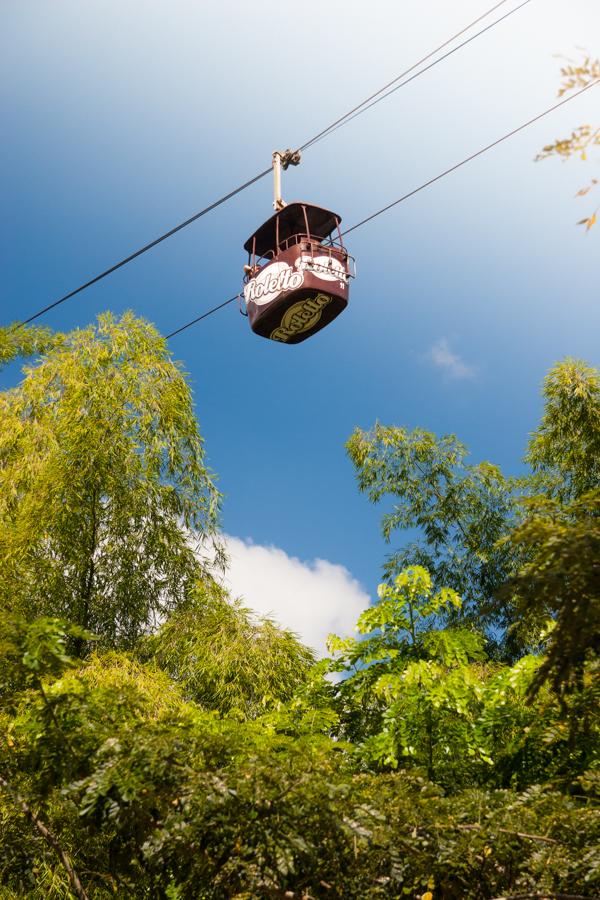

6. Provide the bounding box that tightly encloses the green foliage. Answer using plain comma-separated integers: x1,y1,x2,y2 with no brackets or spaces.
494,360,600,693
502,491,600,697
0,324,55,370
0,615,94,709
2,639,599,898
346,424,521,650
527,358,600,500
347,359,600,673
138,580,316,719
1,320,599,897
0,312,222,650
328,567,599,791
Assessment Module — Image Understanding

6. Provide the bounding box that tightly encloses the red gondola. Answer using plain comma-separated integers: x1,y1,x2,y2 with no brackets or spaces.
242,151,355,344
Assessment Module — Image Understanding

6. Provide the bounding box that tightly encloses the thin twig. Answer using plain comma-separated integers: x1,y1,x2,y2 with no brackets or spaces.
429,822,559,844
455,823,559,845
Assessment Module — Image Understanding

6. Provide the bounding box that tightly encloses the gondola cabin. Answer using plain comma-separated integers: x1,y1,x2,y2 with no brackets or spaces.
242,202,354,344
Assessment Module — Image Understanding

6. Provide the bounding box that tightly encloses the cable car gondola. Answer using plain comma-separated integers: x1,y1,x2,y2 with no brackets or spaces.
242,151,355,344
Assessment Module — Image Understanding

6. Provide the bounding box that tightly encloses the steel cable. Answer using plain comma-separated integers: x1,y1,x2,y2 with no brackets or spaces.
165,79,600,339
13,0,530,328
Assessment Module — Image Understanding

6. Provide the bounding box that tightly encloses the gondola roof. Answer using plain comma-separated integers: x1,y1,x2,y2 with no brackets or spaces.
244,202,342,257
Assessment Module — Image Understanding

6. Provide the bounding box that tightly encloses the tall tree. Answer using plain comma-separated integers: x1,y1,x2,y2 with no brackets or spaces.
1,342,599,897
0,312,222,650
502,359,600,692
502,490,600,697
527,358,600,501
347,358,600,685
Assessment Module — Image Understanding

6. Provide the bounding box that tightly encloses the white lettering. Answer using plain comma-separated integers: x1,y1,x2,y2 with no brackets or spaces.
296,254,348,284
244,262,306,307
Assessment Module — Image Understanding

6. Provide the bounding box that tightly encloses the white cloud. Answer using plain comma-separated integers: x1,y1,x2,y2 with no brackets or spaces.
219,535,369,655
427,338,475,380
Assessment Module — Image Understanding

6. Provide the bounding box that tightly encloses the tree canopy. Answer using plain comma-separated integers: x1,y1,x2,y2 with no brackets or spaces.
0,313,222,651
0,317,598,898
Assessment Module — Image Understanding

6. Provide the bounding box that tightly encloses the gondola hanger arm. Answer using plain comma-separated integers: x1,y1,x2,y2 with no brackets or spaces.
272,149,301,211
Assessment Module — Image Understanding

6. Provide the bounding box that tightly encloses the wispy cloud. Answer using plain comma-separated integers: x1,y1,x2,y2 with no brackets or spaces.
220,535,369,655
427,338,475,380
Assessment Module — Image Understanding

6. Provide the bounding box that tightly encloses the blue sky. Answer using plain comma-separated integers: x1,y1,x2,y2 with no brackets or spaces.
2,0,599,649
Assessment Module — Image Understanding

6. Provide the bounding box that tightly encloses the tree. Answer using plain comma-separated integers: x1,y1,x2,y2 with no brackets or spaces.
1,337,599,896
2,616,598,897
527,358,600,501
347,359,600,685
327,567,590,790
503,359,600,693
346,424,522,654
328,566,490,784
138,580,316,719
502,492,600,700
0,312,222,651
0,322,55,369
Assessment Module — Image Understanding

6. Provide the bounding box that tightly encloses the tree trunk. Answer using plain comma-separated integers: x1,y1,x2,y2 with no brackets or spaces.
0,773,90,900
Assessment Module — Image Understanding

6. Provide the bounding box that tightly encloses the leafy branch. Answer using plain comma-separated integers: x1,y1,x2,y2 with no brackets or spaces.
536,55,600,231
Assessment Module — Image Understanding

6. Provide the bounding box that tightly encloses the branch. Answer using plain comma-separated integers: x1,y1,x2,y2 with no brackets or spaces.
0,773,89,900
429,822,559,844
258,889,314,899
491,894,590,900
455,824,559,845
412,458,473,550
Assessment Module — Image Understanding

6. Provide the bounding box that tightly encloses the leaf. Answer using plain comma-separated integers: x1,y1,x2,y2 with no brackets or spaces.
586,213,597,231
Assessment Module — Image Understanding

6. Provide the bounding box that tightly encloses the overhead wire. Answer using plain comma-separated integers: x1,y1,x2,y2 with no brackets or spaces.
340,79,600,238
298,0,528,151
165,79,600,340
304,0,532,149
14,0,531,329
18,169,272,327
165,295,238,340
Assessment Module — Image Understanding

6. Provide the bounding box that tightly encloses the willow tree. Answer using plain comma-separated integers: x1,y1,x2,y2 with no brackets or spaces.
139,581,317,719
0,322,54,368
0,313,221,650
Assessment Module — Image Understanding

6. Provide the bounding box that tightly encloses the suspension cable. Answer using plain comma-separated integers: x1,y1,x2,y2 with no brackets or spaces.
19,170,271,327
341,80,600,238
14,0,531,328
165,295,239,340
304,0,532,150
298,0,529,151
165,79,600,340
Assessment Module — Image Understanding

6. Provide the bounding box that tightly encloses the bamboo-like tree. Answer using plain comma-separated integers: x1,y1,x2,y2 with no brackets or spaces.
0,313,222,650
